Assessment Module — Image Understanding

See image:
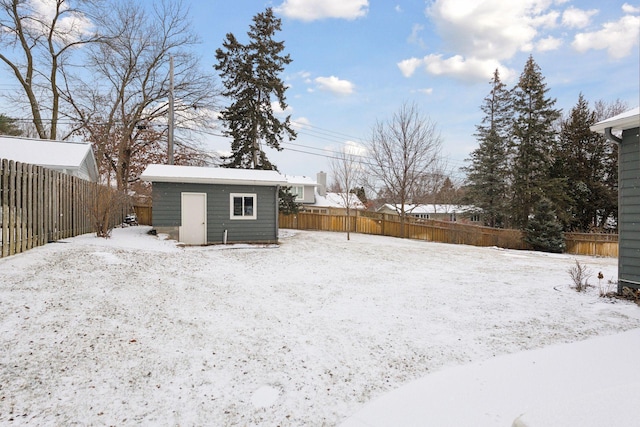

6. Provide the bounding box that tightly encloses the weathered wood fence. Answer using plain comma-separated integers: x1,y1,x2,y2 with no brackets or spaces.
133,205,153,225
279,212,618,257
1,158,127,258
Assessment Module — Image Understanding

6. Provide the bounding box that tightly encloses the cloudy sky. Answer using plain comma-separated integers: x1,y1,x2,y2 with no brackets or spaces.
5,0,638,181
190,0,636,180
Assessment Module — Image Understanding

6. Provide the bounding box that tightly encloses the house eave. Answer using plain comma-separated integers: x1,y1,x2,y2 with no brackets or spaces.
590,107,640,133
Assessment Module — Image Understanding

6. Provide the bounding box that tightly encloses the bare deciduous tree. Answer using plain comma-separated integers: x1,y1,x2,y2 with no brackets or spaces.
367,101,443,237
330,143,365,240
64,0,218,191
0,0,103,139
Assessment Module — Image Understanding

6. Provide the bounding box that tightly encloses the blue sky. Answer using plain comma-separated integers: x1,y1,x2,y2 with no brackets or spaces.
187,0,639,181
1,0,637,182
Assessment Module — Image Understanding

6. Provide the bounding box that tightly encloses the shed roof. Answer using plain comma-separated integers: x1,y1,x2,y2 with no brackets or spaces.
140,164,287,186
590,106,640,133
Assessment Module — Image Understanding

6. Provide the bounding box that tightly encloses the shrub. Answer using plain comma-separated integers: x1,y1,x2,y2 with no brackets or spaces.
567,259,592,292
524,197,566,253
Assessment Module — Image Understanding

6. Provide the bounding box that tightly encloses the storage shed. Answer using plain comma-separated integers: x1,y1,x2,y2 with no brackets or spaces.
140,164,287,245
591,107,640,291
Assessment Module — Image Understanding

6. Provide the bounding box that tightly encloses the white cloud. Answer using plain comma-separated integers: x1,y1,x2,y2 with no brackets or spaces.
291,117,311,129
408,24,425,47
27,0,94,43
271,101,293,115
343,140,367,156
536,36,562,51
417,88,434,96
426,0,559,61
275,0,368,21
423,54,517,83
561,6,598,29
315,76,355,95
622,3,640,14
572,15,640,59
397,58,423,77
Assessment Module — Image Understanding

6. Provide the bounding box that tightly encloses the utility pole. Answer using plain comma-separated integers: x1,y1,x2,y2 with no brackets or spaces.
168,55,174,165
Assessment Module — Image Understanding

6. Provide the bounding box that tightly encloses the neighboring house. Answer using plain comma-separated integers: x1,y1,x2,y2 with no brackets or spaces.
591,106,640,292
140,164,287,245
284,171,366,215
282,174,318,204
377,203,482,224
0,135,99,182
312,191,366,215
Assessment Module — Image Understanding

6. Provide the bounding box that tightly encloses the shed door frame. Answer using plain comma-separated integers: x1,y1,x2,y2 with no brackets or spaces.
179,192,207,245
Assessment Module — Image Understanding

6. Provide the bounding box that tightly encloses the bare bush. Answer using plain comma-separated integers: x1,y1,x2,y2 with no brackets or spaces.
567,260,592,292
86,184,129,238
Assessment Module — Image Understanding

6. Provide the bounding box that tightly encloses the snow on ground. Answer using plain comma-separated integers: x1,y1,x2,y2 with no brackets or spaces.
342,328,640,427
0,227,638,425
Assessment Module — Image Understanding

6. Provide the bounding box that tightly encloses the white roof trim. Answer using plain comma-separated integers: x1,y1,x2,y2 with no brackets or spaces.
140,164,287,186
590,107,640,133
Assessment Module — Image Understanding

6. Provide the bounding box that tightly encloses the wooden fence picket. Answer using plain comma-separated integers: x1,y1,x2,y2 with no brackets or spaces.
0,158,128,258
279,212,618,257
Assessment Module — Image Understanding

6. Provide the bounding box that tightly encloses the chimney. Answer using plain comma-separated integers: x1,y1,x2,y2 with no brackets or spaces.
316,171,327,197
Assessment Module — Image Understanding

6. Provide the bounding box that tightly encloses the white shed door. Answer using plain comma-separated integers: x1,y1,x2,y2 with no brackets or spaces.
180,192,207,245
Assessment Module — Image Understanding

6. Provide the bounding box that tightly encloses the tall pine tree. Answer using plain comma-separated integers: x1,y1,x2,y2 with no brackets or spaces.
463,69,512,227
214,8,296,170
511,56,561,228
552,94,609,231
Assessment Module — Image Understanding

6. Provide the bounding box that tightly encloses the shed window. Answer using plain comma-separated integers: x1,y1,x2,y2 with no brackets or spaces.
230,193,257,219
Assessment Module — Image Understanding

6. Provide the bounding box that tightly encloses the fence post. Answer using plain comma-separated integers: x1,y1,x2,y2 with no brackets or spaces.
1,159,8,257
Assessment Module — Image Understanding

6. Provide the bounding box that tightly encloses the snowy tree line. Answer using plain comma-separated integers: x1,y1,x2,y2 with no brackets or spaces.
463,56,626,233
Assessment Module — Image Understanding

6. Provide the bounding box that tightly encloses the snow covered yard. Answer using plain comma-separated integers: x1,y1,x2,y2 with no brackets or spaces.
0,227,638,425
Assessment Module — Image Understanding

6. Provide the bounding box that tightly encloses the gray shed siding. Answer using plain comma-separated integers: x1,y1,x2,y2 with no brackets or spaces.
152,182,278,244
619,126,640,289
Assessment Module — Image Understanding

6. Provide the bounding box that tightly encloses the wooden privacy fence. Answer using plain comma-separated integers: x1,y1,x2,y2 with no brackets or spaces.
565,232,618,258
1,158,128,258
279,212,619,257
133,205,152,225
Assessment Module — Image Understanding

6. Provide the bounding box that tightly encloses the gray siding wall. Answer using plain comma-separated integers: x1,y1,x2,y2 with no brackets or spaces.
152,182,278,244
619,127,640,289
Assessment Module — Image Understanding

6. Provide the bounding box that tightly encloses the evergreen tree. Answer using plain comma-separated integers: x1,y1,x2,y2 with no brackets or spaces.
524,197,566,253
0,114,23,136
511,56,561,228
463,69,512,227
593,99,629,231
214,8,296,170
278,187,300,214
552,94,609,231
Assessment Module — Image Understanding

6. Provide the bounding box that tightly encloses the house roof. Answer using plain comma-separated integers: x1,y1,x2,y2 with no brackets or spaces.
283,174,318,186
590,106,640,133
0,135,98,181
313,191,366,209
0,135,94,169
141,164,288,186
378,203,476,214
